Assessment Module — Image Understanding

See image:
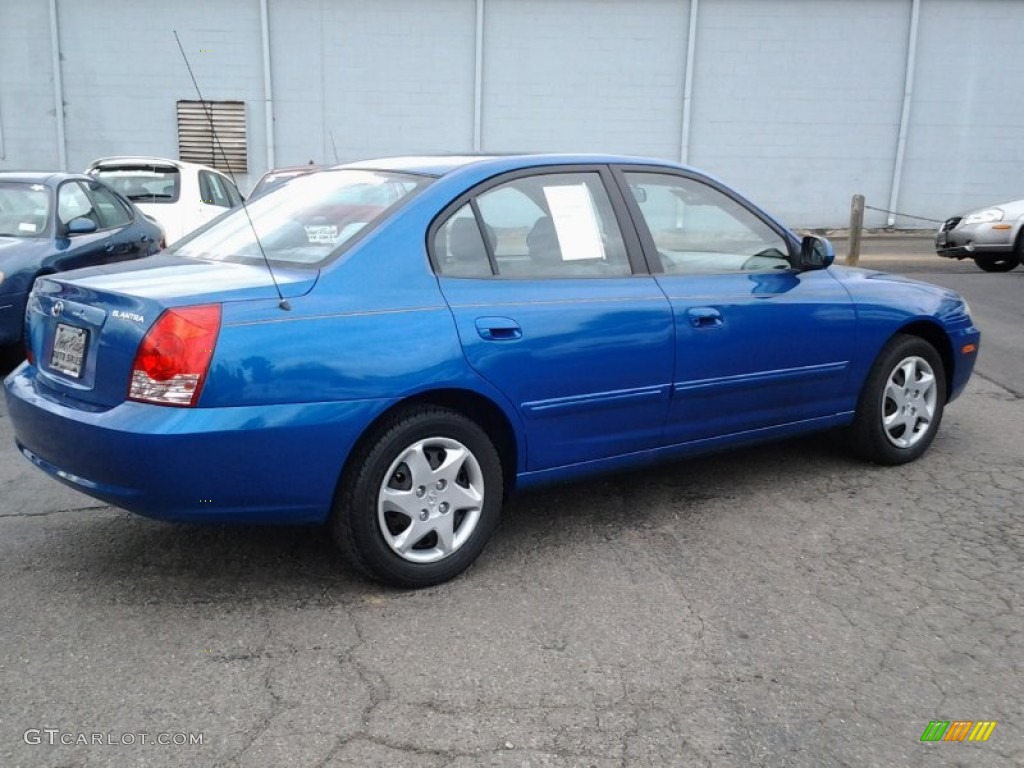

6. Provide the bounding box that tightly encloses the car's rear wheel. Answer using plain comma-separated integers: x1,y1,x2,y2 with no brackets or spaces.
331,405,503,588
849,335,947,465
974,253,1020,272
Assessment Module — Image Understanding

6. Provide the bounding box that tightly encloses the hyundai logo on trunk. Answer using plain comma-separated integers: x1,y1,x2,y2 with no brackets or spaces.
51,300,64,317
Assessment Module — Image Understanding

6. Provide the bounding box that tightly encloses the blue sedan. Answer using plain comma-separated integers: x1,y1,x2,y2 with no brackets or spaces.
3,155,980,587
0,173,163,349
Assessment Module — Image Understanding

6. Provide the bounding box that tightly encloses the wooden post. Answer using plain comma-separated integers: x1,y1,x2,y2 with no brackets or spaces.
847,194,865,266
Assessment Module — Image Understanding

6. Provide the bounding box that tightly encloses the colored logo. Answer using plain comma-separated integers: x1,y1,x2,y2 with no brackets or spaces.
920,721,997,742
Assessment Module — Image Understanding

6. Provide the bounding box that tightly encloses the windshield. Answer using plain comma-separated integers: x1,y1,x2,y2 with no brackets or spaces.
171,169,431,266
90,166,181,204
0,182,51,238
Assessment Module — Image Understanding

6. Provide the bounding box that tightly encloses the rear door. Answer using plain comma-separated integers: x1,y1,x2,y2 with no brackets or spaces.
433,166,674,472
615,167,858,445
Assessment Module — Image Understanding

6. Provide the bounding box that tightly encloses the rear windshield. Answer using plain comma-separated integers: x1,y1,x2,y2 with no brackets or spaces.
249,170,312,199
0,182,51,238
90,166,181,204
170,169,431,267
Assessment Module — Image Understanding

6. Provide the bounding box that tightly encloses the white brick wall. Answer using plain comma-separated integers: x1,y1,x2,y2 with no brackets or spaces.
899,0,1024,218
1,0,1021,225
483,0,688,158
319,0,476,163
688,0,911,227
0,1,59,171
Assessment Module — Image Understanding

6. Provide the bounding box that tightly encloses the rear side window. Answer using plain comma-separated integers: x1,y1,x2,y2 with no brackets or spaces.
435,172,631,278
199,171,233,208
433,204,492,277
91,166,181,204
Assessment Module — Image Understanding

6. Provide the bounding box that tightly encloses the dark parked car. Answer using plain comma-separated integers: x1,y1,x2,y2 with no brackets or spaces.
0,173,163,350
4,155,980,588
935,197,1024,272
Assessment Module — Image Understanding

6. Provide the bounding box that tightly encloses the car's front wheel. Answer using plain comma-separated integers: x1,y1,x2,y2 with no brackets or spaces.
974,253,1020,272
849,335,947,465
331,406,503,588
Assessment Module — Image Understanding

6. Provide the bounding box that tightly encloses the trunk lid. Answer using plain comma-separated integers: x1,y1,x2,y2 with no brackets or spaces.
26,254,317,408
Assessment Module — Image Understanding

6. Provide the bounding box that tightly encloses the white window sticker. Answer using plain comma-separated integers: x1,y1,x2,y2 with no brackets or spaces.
304,224,338,244
542,184,606,261
18,222,39,233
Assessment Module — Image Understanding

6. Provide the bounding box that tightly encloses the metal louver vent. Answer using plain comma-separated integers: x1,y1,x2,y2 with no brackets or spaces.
176,100,248,173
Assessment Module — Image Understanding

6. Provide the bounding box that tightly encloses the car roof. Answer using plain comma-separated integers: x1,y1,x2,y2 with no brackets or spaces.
86,156,224,174
340,153,693,178
0,171,89,186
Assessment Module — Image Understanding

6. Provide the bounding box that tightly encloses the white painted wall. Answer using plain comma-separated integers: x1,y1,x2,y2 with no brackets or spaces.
1,0,1021,227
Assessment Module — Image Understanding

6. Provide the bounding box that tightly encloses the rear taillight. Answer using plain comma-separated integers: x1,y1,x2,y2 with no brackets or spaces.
129,305,221,407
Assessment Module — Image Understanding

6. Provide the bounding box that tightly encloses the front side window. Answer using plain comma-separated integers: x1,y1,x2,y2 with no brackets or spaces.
57,182,96,227
0,182,51,238
171,169,430,267
87,182,132,229
436,171,630,278
624,172,791,274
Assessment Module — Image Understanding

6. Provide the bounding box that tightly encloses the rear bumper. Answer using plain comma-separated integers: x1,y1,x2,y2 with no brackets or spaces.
4,365,392,523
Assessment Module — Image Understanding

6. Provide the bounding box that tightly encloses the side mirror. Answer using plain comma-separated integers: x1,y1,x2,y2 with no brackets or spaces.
629,185,648,203
66,217,98,235
798,235,834,270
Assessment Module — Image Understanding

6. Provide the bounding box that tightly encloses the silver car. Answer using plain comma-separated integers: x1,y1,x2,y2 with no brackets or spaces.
936,198,1024,272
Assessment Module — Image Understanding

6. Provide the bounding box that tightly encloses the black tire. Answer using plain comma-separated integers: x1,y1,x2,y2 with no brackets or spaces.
974,253,1019,272
330,405,503,588
849,334,947,465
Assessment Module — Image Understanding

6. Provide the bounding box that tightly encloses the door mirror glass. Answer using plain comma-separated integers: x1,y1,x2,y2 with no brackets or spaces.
67,217,98,234
799,235,834,270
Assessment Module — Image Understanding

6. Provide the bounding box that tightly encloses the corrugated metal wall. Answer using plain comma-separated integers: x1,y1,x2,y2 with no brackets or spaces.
1,0,1021,227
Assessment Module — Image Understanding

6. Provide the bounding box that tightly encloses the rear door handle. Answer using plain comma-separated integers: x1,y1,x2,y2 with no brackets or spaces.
475,316,522,341
687,307,723,329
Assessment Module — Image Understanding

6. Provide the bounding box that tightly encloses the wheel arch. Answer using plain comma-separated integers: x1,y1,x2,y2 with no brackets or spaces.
339,387,521,500
893,320,954,401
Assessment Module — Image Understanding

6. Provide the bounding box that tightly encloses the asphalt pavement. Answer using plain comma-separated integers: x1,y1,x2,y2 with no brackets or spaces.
0,239,1021,767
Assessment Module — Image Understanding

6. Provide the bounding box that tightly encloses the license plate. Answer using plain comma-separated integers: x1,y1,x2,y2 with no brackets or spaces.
50,323,88,378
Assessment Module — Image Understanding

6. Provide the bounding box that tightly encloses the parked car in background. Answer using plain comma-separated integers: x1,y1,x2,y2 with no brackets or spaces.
0,172,162,350
248,163,325,199
936,197,1024,272
85,156,243,245
5,155,980,588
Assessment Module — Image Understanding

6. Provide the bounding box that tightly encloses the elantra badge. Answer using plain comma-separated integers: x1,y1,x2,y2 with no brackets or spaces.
112,310,145,323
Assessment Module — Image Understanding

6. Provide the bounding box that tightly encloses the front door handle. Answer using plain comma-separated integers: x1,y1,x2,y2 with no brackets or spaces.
475,316,522,341
687,307,723,329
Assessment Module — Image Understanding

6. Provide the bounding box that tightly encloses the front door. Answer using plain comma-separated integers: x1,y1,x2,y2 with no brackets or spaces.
616,169,858,445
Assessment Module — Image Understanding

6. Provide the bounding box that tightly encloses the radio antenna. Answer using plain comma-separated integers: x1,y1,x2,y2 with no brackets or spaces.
173,30,291,311
329,130,340,164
